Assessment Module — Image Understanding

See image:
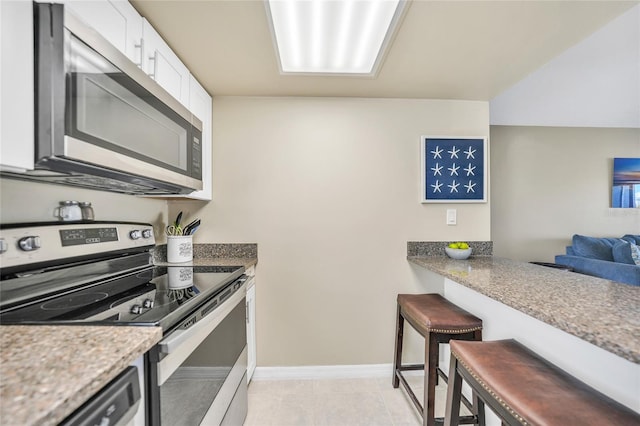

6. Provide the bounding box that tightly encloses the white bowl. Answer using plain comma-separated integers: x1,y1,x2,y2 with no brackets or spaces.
445,247,472,260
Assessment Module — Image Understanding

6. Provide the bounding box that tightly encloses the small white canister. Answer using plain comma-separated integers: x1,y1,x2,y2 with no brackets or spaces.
167,235,193,263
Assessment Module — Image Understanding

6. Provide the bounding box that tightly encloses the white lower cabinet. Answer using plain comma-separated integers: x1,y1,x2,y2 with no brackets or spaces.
246,278,256,382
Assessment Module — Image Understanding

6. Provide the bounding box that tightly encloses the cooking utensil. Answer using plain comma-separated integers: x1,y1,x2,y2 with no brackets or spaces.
183,219,200,235
166,225,182,236
174,211,183,228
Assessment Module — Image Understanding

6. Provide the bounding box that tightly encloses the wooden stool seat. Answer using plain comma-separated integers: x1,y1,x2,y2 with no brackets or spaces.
394,293,483,426
398,294,483,336
445,339,640,426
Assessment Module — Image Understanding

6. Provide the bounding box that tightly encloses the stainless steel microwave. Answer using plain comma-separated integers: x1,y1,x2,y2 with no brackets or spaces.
3,3,203,195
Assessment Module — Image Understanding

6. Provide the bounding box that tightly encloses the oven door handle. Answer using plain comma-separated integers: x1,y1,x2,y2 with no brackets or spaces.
156,283,245,385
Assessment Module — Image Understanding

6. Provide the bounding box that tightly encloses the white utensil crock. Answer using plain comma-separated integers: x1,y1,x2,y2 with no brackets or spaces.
167,235,193,263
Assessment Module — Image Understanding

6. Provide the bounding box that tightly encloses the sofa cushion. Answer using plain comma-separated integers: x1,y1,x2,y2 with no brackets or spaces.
633,245,640,265
572,235,618,261
622,234,640,245
612,241,636,265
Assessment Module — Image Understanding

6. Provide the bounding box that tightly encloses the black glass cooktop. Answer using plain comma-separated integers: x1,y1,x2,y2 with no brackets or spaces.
0,265,244,331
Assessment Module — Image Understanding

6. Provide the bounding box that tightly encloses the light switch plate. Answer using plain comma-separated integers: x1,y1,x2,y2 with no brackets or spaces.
446,209,457,225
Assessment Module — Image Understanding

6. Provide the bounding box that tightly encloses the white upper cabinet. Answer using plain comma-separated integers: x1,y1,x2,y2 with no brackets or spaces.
185,76,213,200
59,0,143,66
63,1,190,108
0,1,34,172
142,19,190,108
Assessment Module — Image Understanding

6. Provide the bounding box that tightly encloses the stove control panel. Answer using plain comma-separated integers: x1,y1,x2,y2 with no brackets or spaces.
0,222,155,270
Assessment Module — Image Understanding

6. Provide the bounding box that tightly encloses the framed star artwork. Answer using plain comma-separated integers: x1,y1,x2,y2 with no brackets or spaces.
421,136,488,203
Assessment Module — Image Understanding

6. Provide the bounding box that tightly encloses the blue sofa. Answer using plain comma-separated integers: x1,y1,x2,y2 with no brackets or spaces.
555,234,640,286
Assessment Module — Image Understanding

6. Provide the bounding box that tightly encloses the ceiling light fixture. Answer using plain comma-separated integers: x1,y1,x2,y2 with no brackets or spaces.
266,0,407,75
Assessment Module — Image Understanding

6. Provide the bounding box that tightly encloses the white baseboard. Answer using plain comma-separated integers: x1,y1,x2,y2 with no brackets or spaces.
252,363,423,381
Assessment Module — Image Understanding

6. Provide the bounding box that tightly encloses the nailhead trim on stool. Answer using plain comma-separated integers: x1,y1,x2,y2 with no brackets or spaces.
444,339,640,426
393,293,484,426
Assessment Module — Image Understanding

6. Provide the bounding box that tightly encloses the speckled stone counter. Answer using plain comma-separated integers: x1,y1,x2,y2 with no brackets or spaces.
407,256,640,364
0,325,162,426
153,243,257,269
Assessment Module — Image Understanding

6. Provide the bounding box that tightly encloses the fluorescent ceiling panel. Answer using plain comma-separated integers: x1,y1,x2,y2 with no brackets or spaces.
267,0,403,74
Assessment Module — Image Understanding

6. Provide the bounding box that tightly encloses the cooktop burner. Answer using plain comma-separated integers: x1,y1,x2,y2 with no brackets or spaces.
0,265,244,331
41,292,109,310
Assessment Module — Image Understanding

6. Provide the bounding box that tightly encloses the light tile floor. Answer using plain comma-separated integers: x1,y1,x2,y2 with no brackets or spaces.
245,374,461,426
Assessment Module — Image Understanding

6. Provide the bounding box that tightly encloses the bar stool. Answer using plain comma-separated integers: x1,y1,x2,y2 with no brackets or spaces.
393,293,483,426
445,339,640,426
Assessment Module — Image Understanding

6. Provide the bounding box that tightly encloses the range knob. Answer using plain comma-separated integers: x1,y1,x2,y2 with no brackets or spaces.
142,229,153,239
0,239,7,254
143,299,154,309
130,304,142,315
129,230,142,240
18,236,41,252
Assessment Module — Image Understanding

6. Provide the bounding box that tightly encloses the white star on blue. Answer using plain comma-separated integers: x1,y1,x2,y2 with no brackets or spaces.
464,147,476,159
464,163,476,176
464,180,476,193
431,146,443,159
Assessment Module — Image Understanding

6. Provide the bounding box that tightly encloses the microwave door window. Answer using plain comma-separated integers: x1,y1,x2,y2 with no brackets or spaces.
66,33,188,174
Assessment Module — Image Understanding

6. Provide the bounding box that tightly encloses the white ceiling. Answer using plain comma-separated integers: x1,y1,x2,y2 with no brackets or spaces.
130,0,638,100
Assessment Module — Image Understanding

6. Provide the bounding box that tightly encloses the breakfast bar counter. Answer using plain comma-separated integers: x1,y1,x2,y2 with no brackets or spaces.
407,255,640,414
408,255,639,363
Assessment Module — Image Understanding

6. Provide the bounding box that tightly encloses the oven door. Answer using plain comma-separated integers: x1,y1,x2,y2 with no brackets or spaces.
148,283,247,426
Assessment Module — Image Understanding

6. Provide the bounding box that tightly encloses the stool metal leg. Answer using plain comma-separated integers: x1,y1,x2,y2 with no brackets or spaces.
393,304,404,388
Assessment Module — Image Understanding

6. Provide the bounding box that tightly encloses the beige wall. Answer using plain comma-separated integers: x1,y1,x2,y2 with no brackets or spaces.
170,96,490,366
0,179,169,240
490,126,640,263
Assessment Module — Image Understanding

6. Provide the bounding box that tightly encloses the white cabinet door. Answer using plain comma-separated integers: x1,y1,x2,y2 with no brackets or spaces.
60,0,143,66
0,1,34,172
184,76,212,200
142,19,190,107
246,281,256,382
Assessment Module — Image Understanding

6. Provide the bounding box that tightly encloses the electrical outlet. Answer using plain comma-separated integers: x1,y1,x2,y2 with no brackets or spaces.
446,209,457,225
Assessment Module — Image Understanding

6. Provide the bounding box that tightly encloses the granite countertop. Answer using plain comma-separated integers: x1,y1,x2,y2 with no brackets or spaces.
153,243,257,270
408,256,640,364
154,257,257,269
0,325,162,426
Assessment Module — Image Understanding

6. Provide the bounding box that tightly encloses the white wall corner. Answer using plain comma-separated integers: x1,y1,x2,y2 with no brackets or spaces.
490,5,640,128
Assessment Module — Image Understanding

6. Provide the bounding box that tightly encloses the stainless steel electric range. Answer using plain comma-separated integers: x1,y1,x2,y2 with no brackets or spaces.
0,221,248,426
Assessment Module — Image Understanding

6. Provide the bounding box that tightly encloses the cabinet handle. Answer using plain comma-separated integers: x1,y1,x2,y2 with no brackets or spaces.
148,51,157,79
134,39,144,69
